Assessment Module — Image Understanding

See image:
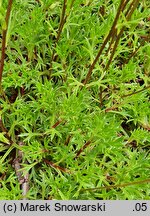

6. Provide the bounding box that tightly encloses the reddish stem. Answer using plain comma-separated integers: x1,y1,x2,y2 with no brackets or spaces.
0,0,13,84
74,140,92,159
43,159,71,173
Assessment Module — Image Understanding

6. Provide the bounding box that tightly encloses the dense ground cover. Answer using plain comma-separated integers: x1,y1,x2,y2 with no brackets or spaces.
0,0,150,199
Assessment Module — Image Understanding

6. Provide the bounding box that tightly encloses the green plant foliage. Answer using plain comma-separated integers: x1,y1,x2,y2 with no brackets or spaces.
0,0,149,200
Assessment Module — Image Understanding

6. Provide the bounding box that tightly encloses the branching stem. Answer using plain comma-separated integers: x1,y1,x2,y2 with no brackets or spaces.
83,0,128,85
